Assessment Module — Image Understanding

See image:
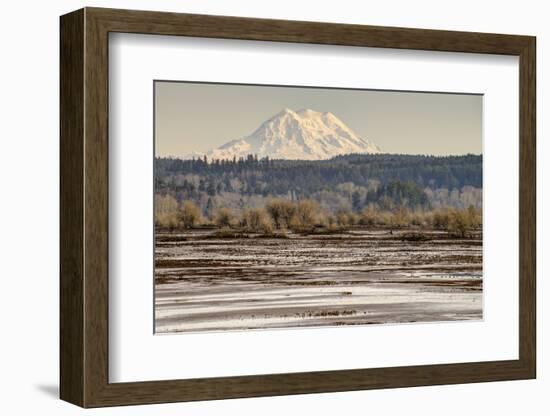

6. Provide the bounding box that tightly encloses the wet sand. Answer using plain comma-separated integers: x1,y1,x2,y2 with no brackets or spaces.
154,229,482,333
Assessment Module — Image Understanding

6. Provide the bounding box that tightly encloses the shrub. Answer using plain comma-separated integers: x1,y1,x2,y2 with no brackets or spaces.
241,208,273,233
326,214,338,228
432,209,449,229
377,211,393,226
390,207,410,228
335,210,353,227
214,207,234,228
467,205,482,229
155,194,179,229
266,198,296,229
359,206,377,226
447,209,470,237
347,212,359,226
211,227,249,239
177,200,202,229
155,212,179,230
409,211,427,227
293,199,318,229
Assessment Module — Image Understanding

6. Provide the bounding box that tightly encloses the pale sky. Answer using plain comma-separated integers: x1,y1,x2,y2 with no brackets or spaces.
155,81,482,157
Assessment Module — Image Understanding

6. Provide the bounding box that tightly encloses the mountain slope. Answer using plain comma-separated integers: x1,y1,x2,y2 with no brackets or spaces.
199,108,381,160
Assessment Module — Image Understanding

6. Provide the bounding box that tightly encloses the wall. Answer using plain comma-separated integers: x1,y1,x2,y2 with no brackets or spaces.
0,0,545,414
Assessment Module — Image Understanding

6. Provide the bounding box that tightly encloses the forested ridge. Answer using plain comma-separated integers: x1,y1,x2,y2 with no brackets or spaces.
156,154,481,194
155,153,482,212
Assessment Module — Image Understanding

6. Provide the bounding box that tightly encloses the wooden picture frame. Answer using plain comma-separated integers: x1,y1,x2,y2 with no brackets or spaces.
60,7,536,408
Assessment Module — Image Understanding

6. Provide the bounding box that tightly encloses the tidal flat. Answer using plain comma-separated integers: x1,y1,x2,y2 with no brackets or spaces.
154,228,482,333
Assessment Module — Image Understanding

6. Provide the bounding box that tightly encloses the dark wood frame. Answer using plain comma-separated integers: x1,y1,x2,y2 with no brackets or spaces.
60,7,536,408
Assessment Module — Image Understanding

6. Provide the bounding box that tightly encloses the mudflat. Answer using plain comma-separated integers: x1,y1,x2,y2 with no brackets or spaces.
154,228,482,333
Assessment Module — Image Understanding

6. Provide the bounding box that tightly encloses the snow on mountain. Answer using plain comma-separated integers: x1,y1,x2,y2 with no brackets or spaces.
195,108,381,161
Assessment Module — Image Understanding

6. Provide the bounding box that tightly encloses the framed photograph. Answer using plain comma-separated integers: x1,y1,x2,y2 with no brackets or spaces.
60,7,536,407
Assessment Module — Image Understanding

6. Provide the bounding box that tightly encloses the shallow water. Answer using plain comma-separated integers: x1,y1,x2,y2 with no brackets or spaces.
154,229,482,333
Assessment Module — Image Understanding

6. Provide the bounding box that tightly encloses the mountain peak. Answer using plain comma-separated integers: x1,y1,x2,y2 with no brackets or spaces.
296,108,320,116
277,108,297,116
197,109,381,160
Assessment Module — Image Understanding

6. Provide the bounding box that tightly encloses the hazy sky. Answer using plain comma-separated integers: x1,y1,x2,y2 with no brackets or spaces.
155,81,482,157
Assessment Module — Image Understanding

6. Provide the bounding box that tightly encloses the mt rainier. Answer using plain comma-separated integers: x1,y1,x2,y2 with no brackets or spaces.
196,108,381,161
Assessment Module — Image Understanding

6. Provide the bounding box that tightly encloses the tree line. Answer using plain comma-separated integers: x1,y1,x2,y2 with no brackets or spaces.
156,153,481,195
156,195,482,238
155,153,482,214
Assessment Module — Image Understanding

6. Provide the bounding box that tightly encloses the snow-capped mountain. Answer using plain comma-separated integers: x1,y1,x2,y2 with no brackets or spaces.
195,108,381,161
